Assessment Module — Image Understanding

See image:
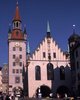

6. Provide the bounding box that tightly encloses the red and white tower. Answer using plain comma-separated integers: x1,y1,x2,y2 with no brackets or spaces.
8,2,27,94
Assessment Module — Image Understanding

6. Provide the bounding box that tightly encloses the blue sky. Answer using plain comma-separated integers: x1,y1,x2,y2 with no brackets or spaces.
0,0,80,66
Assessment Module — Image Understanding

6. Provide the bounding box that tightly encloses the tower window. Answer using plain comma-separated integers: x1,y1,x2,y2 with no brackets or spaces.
12,69,15,73
13,55,15,59
20,69,22,73
13,47,16,51
19,47,22,51
16,22,18,27
13,62,16,66
20,62,22,66
16,69,19,73
15,76,20,83
19,55,22,59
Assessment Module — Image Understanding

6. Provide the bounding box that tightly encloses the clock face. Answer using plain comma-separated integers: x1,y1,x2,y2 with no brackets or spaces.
15,42,20,47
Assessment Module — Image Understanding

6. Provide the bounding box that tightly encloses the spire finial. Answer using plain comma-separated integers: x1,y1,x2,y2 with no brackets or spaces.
47,21,50,32
8,23,11,33
27,41,30,54
16,0,18,5
73,24,76,34
24,24,27,34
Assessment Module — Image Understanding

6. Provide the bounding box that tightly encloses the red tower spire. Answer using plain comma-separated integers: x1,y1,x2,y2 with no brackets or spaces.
13,1,21,21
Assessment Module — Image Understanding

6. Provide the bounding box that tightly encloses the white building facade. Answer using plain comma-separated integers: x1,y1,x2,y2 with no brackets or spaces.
7,3,72,98
8,3,27,94
28,23,71,97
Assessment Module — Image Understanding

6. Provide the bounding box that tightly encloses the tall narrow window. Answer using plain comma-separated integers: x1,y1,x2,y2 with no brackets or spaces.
13,55,15,59
13,47,16,51
35,65,41,80
43,52,46,58
60,66,65,80
47,63,54,80
53,52,56,58
16,22,18,27
15,76,20,83
19,47,22,51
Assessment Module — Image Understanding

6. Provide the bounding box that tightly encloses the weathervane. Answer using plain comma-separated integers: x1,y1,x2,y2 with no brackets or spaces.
73,24,76,34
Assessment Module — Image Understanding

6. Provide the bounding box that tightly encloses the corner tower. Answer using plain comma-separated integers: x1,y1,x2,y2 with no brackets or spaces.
8,2,27,94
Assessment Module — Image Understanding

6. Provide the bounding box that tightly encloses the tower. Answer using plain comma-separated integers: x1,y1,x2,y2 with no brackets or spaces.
8,2,27,95
68,25,80,95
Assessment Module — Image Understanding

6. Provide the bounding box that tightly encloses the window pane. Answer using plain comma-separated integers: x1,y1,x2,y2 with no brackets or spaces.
53,52,56,58
47,63,54,80
13,62,16,66
15,77,20,83
43,52,46,58
13,47,16,51
60,66,65,80
13,69,15,73
20,62,22,66
13,55,15,59
35,66,41,80
16,69,19,73
19,47,22,51
19,55,22,59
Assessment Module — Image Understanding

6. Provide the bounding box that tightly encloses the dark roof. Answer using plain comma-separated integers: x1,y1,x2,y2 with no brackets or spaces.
68,33,80,42
0,67,2,71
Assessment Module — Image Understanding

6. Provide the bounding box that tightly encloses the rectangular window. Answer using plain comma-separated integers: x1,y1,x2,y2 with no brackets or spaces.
15,76,20,83
48,53,51,60
13,69,15,73
19,55,22,59
20,69,22,73
13,55,15,59
43,52,46,58
13,62,16,66
20,62,22,66
53,52,56,58
16,69,19,73
13,47,16,51
60,67,65,80
19,47,22,51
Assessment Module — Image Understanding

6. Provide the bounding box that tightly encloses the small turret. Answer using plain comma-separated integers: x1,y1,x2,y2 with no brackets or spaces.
8,24,12,39
23,25,27,40
68,25,80,49
47,21,51,38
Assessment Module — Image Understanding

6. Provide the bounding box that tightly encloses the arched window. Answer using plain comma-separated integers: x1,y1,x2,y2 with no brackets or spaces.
16,22,18,27
35,65,41,80
60,66,65,80
47,63,54,80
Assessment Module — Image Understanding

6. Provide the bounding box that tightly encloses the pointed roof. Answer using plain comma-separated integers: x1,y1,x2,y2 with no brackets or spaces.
27,41,30,54
47,21,51,38
13,2,21,21
47,21,50,33
68,25,80,42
